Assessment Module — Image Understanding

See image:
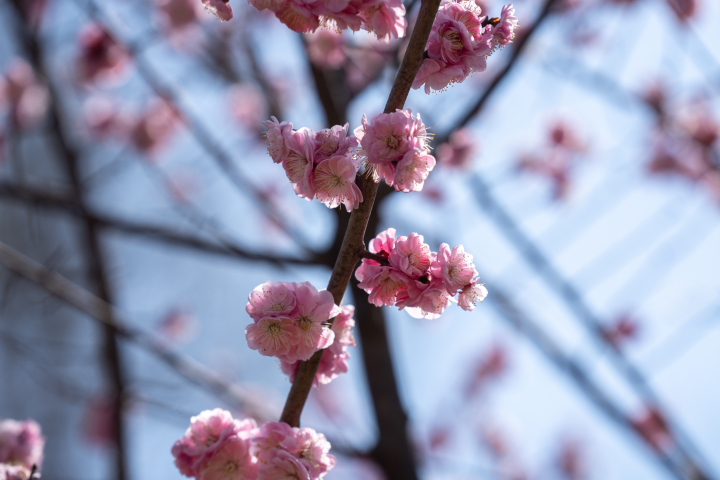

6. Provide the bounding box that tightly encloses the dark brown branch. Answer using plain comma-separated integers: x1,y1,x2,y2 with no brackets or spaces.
279,0,443,430
359,250,390,266
0,182,328,267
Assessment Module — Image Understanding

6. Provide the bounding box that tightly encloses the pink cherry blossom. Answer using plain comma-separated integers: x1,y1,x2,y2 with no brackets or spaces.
355,109,429,165
156,0,203,32
436,128,476,169
130,99,180,157
0,59,48,128
0,464,31,480
257,449,310,480
289,284,339,361
281,348,351,387
491,4,518,47
458,280,488,311
252,421,295,465
432,243,477,293
263,117,294,164
305,30,346,69
246,281,297,321
412,58,465,94
393,148,436,192
275,1,319,33
76,24,129,85
278,428,335,478
0,419,45,469
314,124,357,163
402,283,452,319
248,0,284,13
198,436,257,480
246,316,300,358
202,0,233,21
330,305,356,354
314,155,363,211
172,409,256,477
368,227,396,256
389,233,432,277
356,264,410,307
359,0,407,42
283,128,317,200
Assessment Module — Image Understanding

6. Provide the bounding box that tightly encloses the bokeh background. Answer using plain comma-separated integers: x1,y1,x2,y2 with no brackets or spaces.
1,0,719,479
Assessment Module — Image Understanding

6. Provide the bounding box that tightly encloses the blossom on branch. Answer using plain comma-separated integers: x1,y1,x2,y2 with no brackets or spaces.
356,229,487,318
262,118,363,211
247,0,406,42
0,418,45,480
202,0,233,21
245,281,344,363
412,1,519,94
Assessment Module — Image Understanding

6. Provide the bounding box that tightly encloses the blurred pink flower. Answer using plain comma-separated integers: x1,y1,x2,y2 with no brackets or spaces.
201,0,233,21
436,128,476,169
156,0,203,31
556,437,586,480
305,30,346,69
81,395,116,448
0,59,48,128
157,308,198,343
631,406,674,453
0,419,45,469
466,344,508,398
602,314,640,347
665,0,697,22
229,84,268,130
130,99,180,157
76,24,130,85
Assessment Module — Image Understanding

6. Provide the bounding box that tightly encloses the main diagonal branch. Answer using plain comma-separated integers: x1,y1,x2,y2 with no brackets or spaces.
278,0,443,428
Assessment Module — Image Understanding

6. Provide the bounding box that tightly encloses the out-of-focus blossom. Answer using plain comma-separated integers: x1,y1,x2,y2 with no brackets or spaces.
602,314,640,348
0,59,48,128
518,119,586,201
465,343,507,398
156,0,203,32
0,419,44,469
305,31,346,69
428,426,451,451
665,0,697,22
556,437,586,480
412,1,518,93
130,99,180,157
82,395,116,447
165,169,202,203
681,109,718,148
83,96,132,139
631,406,674,453
229,84,268,130
0,464,31,480
76,24,130,85
157,308,198,343
202,0,233,21
436,128,476,169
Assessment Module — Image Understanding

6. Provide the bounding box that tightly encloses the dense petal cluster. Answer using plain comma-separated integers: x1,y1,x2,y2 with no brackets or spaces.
354,109,436,192
412,1,518,94
355,228,487,318
280,305,356,386
172,410,335,480
202,0,233,21
0,419,45,479
263,118,363,211
245,281,343,362
247,0,406,41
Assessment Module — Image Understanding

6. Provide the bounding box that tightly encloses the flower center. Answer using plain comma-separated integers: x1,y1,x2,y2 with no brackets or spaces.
224,461,237,473
267,322,282,336
442,30,464,51
297,316,313,331
205,435,219,446
385,134,400,150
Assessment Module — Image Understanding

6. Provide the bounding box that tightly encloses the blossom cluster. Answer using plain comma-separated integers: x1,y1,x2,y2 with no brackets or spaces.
0,419,45,480
248,0,406,41
263,118,363,211
354,109,436,192
413,1,519,94
245,281,345,363
280,304,355,386
172,409,335,480
355,228,488,318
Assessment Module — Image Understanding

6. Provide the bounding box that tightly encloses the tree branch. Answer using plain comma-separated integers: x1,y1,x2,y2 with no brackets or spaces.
278,0,443,430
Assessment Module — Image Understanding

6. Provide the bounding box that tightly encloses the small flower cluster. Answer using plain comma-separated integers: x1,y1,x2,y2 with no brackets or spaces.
355,228,488,318
0,419,45,480
354,109,436,192
202,0,233,21
281,304,355,386
248,0,406,41
263,118,363,211
245,281,345,362
413,1,519,94
172,409,335,480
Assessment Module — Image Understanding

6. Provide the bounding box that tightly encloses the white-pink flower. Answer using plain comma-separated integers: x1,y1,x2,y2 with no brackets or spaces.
393,148,436,192
246,281,297,321
314,123,357,163
288,284,339,361
201,0,233,21
355,110,429,165
0,419,45,470
458,280,488,311
432,243,477,293
412,58,466,94
492,4,518,47
314,155,363,211
198,436,257,480
257,449,310,480
278,428,335,478
0,464,31,480
389,233,432,277
246,316,300,358
356,264,410,307
359,0,407,42
263,117,294,164
283,128,317,200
